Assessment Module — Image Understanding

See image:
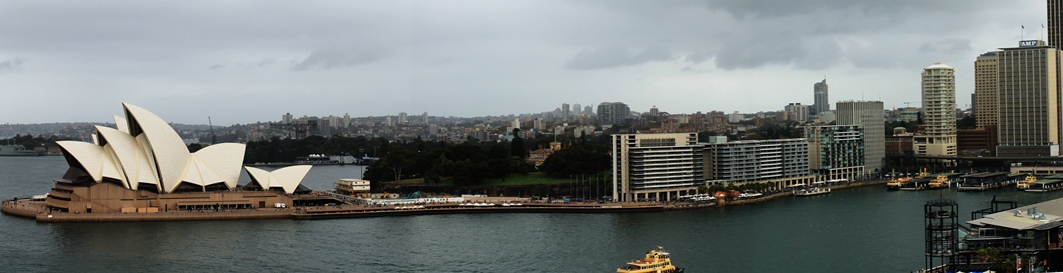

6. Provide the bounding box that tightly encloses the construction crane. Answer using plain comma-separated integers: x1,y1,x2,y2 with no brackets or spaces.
208,116,217,144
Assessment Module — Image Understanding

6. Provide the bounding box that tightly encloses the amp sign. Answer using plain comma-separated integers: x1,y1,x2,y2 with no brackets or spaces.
1020,40,1040,47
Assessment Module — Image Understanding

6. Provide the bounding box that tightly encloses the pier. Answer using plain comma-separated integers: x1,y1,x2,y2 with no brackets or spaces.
957,172,1011,191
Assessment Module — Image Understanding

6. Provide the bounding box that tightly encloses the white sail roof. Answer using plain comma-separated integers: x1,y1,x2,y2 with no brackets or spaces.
244,165,312,194
56,103,246,193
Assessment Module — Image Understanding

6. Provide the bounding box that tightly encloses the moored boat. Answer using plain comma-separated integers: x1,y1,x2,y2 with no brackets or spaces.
795,187,831,196
886,177,910,190
927,175,950,189
617,246,684,273
1017,174,1036,190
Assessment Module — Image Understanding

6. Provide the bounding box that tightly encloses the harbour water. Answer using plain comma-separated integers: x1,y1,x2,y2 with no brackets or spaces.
4,156,1063,272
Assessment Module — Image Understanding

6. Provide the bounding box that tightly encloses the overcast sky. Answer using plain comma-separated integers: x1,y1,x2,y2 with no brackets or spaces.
0,0,1048,125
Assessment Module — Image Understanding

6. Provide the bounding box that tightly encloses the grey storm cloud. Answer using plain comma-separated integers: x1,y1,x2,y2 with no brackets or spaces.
0,58,24,73
706,0,997,20
291,47,392,71
918,39,973,54
564,45,674,70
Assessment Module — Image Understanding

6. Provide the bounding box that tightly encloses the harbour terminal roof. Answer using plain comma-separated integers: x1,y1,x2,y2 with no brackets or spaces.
56,103,310,194
969,198,1063,231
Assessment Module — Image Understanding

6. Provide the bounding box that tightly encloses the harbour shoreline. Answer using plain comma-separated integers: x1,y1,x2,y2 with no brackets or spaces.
2,179,889,222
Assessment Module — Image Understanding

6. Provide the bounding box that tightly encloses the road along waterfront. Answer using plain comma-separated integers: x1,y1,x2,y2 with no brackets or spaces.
6,156,1063,272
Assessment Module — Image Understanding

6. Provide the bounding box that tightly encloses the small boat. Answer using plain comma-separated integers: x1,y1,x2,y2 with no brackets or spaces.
737,192,763,199
794,187,831,196
617,246,684,273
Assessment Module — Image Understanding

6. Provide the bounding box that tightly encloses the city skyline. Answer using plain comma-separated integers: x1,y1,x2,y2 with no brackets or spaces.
0,0,1047,125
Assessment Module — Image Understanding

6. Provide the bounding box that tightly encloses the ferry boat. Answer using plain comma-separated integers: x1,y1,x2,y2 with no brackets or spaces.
617,246,684,273
794,187,830,196
927,175,950,189
1017,174,1036,190
886,177,910,190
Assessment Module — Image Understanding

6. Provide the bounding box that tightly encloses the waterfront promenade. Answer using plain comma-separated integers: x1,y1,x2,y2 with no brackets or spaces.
2,179,888,222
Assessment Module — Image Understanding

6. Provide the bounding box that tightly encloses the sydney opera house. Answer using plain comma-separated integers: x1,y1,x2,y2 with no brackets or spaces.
40,103,313,214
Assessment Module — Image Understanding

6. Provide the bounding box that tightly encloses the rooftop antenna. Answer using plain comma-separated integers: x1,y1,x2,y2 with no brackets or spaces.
208,116,217,145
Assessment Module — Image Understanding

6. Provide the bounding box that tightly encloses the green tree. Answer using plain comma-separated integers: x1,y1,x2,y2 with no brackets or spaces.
378,146,418,182
511,128,527,159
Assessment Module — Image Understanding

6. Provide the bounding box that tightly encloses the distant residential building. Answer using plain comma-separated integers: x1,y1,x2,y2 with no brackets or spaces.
612,133,702,202
813,79,829,115
784,103,810,122
282,113,293,124
727,111,742,123
422,112,428,124
804,125,865,181
649,105,659,117
900,108,920,122
398,112,408,124
704,139,810,184
597,102,631,126
837,100,884,171
562,102,570,122
996,40,1063,157
584,105,593,116
817,112,836,124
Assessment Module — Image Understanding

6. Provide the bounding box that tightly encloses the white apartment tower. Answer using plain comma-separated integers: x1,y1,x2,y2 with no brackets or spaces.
915,62,957,157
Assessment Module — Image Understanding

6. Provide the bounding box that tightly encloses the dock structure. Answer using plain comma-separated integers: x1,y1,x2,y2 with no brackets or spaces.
1026,174,1063,192
957,172,1011,191
901,177,932,191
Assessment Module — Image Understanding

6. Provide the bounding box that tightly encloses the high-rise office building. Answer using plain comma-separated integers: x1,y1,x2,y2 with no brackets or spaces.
814,79,829,115
573,103,581,117
422,112,428,124
343,113,350,128
915,62,957,157
997,40,1063,156
974,52,999,129
398,112,407,124
836,101,884,172
1051,0,1062,48
584,105,593,116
